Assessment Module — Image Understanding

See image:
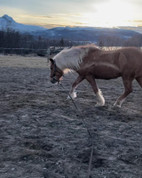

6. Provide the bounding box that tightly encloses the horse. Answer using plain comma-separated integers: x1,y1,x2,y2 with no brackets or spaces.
49,45,142,107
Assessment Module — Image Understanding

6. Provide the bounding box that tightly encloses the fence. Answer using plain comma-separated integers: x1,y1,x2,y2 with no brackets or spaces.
1,46,141,56
0,46,66,56
0,47,48,56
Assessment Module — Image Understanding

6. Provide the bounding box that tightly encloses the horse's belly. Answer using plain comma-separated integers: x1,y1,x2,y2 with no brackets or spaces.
92,67,121,79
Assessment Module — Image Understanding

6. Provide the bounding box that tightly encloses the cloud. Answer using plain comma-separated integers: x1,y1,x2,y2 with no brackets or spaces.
129,20,142,26
21,15,54,19
41,16,53,19
132,20,142,23
0,0,142,28
0,0,98,15
0,6,27,19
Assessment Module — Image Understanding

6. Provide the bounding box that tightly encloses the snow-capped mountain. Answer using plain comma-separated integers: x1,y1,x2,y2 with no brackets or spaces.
0,14,46,33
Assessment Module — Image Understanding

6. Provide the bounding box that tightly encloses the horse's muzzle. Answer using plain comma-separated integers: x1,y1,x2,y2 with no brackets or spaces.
50,77,58,84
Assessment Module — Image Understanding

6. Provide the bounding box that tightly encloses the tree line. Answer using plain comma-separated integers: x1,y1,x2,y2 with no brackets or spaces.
98,34,142,47
0,30,73,49
0,30,77,55
0,29,142,55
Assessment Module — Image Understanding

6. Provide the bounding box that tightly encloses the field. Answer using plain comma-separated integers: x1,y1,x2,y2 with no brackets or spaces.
0,55,142,178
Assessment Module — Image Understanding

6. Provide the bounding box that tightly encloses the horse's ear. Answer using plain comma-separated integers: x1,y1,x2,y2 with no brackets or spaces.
50,58,54,64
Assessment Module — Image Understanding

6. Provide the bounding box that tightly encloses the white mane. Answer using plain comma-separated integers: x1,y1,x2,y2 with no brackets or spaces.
53,46,90,73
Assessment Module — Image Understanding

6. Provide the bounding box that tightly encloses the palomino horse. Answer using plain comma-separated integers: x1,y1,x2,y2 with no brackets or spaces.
49,45,142,107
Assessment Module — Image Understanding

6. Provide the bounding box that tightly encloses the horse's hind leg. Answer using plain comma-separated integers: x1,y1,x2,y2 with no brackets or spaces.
136,77,142,88
114,77,133,107
86,75,105,106
67,75,84,99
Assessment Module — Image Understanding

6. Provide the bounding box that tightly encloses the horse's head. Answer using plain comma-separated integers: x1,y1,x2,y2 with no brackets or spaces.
49,58,63,84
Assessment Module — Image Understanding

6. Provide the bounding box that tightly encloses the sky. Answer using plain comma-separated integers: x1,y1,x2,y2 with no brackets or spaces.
0,0,142,28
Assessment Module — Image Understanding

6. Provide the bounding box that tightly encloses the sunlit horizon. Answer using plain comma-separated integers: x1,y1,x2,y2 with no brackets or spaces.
0,0,142,29
13,12,142,29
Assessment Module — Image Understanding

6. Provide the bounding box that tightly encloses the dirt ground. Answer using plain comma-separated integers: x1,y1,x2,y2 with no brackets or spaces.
0,55,142,178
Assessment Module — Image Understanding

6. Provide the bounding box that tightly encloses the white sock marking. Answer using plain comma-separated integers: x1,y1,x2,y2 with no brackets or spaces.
96,89,105,106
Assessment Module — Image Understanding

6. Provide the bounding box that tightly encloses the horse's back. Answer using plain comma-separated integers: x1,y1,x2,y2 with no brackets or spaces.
82,47,142,79
118,47,141,60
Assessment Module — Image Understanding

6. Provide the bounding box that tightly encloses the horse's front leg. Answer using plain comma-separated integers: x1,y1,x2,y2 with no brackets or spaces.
86,75,105,106
67,75,84,99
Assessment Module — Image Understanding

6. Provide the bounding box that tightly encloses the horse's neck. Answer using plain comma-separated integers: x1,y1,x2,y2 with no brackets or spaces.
55,47,88,71
56,57,80,72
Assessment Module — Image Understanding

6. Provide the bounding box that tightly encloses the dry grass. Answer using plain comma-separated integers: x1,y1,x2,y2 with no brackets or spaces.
0,54,48,68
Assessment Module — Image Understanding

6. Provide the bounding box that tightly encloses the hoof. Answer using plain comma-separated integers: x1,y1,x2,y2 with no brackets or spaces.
113,100,122,108
67,92,77,100
95,103,105,107
67,95,72,100
113,103,122,108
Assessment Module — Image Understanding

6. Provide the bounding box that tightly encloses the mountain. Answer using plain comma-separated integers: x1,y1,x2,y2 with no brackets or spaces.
119,26,142,34
43,26,139,42
0,15,141,42
0,14,46,33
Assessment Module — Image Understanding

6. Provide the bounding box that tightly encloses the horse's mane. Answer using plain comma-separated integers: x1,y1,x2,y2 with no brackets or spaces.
53,44,99,72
